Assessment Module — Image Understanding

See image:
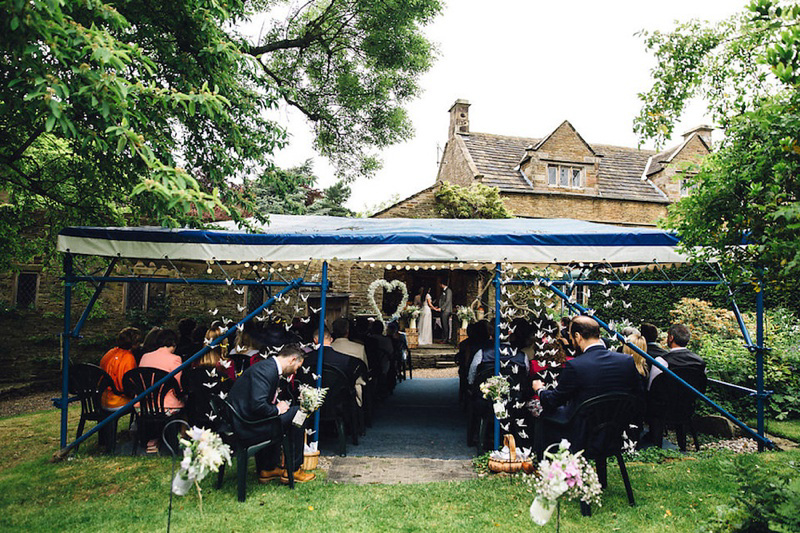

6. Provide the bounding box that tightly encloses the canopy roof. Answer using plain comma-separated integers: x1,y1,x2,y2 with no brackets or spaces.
57,215,688,264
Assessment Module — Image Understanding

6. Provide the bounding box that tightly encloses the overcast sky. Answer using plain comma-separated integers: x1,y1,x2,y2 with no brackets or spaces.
267,0,743,212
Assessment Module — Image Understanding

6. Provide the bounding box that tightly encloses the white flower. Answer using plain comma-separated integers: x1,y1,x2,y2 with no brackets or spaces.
559,439,571,450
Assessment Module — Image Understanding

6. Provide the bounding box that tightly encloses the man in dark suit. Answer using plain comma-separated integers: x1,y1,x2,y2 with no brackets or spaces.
305,327,367,388
227,344,315,484
533,316,642,452
438,279,453,344
641,322,668,360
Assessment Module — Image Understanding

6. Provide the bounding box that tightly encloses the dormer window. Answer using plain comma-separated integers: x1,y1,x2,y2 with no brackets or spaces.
547,165,583,188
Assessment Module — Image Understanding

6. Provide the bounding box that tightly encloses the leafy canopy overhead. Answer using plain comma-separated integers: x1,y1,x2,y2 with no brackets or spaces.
0,0,441,268
635,0,800,284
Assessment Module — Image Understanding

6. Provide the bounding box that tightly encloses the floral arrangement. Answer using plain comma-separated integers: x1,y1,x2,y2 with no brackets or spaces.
172,426,232,505
479,375,511,419
456,305,476,322
526,439,602,525
299,384,328,412
293,384,329,427
401,304,421,320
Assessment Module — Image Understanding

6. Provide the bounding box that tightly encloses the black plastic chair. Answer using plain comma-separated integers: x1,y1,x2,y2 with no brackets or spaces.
210,396,294,502
68,363,123,453
181,366,222,429
122,367,182,455
648,367,707,451
467,366,497,454
537,392,643,516
320,364,360,457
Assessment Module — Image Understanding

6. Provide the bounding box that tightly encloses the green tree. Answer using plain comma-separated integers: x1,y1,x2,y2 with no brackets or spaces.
635,0,800,284
252,159,355,217
0,0,440,268
434,182,513,219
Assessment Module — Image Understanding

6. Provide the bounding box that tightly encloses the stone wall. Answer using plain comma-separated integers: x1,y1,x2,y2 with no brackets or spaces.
501,192,667,227
435,136,477,187
651,134,708,201
373,185,439,219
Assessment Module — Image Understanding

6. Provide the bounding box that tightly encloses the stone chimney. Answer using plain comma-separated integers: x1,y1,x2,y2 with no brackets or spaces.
448,99,470,138
682,124,713,147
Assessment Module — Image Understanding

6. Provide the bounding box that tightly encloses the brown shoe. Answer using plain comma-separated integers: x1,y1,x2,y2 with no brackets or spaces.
281,468,315,484
258,467,286,483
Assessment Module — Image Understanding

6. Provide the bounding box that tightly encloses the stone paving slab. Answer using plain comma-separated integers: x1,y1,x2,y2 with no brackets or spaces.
325,456,476,485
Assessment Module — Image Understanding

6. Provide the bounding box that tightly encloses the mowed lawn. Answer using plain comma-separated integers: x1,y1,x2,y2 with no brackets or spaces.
0,407,798,532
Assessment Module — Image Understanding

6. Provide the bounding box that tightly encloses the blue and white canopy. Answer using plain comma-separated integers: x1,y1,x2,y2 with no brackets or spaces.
57,215,688,264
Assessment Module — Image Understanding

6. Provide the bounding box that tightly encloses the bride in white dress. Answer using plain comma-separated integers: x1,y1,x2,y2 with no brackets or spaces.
417,288,439,345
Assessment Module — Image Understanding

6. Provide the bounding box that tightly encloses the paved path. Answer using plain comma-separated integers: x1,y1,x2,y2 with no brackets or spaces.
320,377,478,484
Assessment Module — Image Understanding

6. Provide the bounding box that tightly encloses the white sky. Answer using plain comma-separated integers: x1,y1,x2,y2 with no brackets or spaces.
266,0,743,212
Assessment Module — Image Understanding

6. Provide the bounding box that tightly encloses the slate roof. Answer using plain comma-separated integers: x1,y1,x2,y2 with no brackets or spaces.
459,132,670,203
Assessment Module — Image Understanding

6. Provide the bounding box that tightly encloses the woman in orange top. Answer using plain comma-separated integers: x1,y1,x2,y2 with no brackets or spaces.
99,327,142,409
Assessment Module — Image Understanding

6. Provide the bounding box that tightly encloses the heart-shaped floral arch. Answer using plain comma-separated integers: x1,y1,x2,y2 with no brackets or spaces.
367,279,409,326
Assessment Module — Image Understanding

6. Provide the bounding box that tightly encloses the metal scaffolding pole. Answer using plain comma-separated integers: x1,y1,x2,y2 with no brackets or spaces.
312,261,329,443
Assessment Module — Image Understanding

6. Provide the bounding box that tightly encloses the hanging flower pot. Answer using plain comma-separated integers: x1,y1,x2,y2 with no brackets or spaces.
493,401,507,419
530,496,556,526
172,473,193,496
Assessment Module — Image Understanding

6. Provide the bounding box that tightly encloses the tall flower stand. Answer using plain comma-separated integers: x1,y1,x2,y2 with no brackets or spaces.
406,330,419,348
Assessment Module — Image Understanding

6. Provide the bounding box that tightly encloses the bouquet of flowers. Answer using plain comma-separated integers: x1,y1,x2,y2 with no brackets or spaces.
456,305,476,323
527,439,603,525
172,426,232,501
293,384,328,427
479,375,510,419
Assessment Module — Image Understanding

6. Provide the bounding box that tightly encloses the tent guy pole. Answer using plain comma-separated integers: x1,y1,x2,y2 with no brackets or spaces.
493,262,502,451
313,261,329,444
60,253,73,448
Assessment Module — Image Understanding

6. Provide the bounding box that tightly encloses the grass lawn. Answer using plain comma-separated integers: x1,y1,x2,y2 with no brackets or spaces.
748,418,800,444
1,407,798,532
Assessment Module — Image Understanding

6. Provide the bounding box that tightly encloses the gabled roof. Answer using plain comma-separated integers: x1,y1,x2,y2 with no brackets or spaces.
646,132,711,177
533,120,597,156
460,133,537,192
458,132,668,203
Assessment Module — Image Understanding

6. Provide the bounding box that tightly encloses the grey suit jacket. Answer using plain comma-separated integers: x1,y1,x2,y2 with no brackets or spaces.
440,287,453,314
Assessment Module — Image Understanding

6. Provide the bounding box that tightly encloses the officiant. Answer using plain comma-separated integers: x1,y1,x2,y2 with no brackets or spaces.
438,279,453,344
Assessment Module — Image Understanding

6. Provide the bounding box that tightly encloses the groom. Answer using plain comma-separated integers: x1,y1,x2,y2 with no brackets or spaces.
438,279,453,344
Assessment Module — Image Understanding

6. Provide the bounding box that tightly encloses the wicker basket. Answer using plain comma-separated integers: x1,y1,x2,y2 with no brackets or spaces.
488,434,531,474
303,450,320,471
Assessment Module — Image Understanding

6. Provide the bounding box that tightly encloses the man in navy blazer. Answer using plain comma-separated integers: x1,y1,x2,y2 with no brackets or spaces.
228,344,315,483
533,316,642,452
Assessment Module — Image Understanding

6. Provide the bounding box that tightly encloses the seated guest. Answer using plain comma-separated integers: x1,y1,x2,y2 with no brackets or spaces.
99,327,142,409
139,328,184,453
309,328,367,406
331,317,369,368
467,318,528,386
645,324,707,447
184,325,226,427
365,320,394,396
533,316,642,452
529,325,572,395
229,322,262,368
622,332,649,383
641,322,668,361
174,318,198,362
139,329,184,410
136,326,163,363
647,323,706,391
227,344,314,483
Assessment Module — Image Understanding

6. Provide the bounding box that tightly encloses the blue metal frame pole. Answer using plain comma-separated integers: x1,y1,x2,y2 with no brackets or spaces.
312,261,329,444
756,280,766,451
71,258,117,338
60,254,73,448
493,262,502,451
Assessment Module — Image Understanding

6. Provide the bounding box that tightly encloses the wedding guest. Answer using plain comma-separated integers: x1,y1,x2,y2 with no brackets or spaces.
99,327,142,409
331,318,369,368
175,318,198,362
622,332,649,381
139,328,184,453
136,326,163,363
228,344,314,483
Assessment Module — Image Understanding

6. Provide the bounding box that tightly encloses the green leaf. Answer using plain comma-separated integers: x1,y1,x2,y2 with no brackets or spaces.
45,115,56,132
